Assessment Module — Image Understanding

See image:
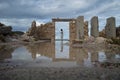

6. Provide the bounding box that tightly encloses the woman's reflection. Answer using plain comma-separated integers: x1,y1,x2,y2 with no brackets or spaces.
60,29,63,52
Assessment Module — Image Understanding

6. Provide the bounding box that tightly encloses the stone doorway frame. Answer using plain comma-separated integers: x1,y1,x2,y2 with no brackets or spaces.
52,18,76,42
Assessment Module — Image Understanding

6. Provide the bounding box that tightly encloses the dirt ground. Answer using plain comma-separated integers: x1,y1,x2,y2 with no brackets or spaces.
0,63,120,80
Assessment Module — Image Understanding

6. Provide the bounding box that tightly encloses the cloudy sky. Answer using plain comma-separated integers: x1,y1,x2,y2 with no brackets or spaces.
0,0,120,32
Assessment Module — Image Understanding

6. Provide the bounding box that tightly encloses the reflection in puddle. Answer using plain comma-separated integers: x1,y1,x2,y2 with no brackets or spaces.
98,52,106,62
12,46,33,61
84,53,93,67
0,41,120,67
55,41,69,59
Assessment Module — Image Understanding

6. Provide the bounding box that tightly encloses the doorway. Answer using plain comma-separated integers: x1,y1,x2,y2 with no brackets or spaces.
55,22,69,40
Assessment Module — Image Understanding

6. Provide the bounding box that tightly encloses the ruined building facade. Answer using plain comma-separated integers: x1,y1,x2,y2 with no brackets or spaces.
27,16,118,43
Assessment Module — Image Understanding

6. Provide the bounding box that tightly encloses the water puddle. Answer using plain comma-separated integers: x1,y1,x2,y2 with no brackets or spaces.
0,41,120,68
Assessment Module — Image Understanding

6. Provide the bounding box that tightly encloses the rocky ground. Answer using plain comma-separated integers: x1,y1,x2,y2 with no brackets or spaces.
0,64,120,80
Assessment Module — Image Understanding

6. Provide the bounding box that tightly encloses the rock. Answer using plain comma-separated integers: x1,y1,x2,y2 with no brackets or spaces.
0,23,12,35
0,22,13,42
95,37,106,44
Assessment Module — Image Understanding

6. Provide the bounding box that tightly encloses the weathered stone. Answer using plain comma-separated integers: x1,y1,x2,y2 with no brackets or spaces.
84,21,88,37
105,17,116,38
99,29,105,37
116,26,120,38
27,21,37,36
27,21,54,40
76,16,84,40
52,18,77,43
90,16,99,38
69,21,76,43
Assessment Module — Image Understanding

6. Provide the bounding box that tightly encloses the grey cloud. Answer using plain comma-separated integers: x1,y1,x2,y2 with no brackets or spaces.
0,0,119,32
0,0,97,19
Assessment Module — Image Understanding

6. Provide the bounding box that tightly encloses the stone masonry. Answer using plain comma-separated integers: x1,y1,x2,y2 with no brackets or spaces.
69,21,76,42
27,16,118,43
84,21,88,37
91,16,99,38
27,21,54,40
28,21,37,36
26,16,117,43
76,16,84,40
105,17,116,38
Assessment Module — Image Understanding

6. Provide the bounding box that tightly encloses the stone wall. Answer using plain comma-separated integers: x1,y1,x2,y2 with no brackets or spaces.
76,16,84,40
99,29,105,37
27,21,37,36
69,21,76,42
38,22,54,40
90,16,99,38
84,21,88,37
27,16,118,43
116,26,120,38
105,17,116,38
28,21,54,40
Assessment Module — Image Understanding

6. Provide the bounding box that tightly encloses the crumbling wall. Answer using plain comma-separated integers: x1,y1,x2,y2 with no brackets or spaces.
84,21,88,37
70,21,76,42
28,21,54,40
116,26,120,38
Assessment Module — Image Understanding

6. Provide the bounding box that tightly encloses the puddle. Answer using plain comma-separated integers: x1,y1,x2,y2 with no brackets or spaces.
0,41,120,68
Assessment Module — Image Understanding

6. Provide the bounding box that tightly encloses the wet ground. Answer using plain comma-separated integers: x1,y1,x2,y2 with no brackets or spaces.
0,41,120,80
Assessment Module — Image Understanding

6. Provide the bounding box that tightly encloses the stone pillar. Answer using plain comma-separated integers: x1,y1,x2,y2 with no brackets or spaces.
90,16,99,37
31,20,36,28
69,21,76,43
51,22,55,43
76,16,84,40
105,17,116,38
84,21,89,37
28,20,37,36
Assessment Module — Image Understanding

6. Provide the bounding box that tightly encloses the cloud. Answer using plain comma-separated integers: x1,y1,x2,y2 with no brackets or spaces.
0,0,119,32
0,0,97,18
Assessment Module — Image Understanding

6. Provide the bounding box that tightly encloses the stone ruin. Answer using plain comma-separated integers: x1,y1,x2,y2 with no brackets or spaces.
27,21,54,40
90,16,99,38
105,17,116,38
27,16,118,43
84,21,88,37
116,26,120,38
76,16,84,40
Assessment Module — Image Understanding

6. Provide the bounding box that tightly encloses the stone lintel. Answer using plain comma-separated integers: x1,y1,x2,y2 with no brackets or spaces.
52,18,76,22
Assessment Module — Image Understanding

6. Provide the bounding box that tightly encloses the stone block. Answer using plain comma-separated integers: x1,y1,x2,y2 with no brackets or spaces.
90,16,99,37
105,17,116,38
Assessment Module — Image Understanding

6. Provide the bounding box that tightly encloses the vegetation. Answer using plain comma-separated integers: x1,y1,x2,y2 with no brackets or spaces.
107,38,120,45
12,31,24,35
